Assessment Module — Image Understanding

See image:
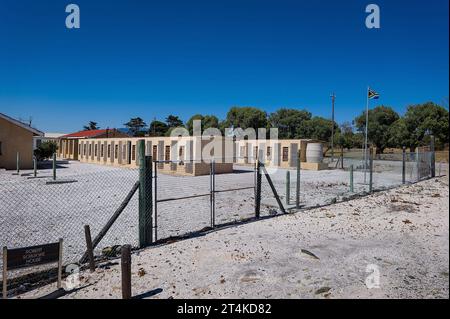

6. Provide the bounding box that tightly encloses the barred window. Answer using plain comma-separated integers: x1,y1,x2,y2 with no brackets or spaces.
282,147,289,162
165,145,170,161
132,145,136,161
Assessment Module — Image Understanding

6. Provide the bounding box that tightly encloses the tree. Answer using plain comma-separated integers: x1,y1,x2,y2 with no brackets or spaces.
83,121,99,130
223,106,268,137
297,116,338,142
34,141,58,160
148,120,169,137
354,106,400,154
334,122,356,150
124,117,147,137
401,102,449,150
186,114,220,135
166,115,184,128
268,109,312,139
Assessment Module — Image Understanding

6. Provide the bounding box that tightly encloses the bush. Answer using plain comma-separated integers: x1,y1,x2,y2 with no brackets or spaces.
34,141,58,160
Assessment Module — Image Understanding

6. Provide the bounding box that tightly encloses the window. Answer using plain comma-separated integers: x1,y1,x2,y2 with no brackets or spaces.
101,144,104,157
179,146,184,157
95,144,98,157
89,144,92,156
123,145,126,160
240,146,246,158
152,145,157,160
282,147,289,162
165,145,170,161
84,144,87,156
254,146,258,159
107,145,111,158
132,145,136,161
267,147,271,157
115,145,119,159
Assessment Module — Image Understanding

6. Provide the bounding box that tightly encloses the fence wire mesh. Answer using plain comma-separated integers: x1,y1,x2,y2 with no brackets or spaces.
0,160,139,289
0,147,443,296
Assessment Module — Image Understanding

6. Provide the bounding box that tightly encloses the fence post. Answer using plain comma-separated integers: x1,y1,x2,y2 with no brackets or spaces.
121,245,132,299
430,135,435,178
296,150,300,208
285,171,290,205
369,147,373,193
84,225,95,272
138,140,153,247
350,164,354,193
16,152,20,174
402,146,406,184
52,153,56,180
153,160,158,242
416,148,420,182
210,160,216,228
255,159,262,218
340,146,344,169
33,156,37,177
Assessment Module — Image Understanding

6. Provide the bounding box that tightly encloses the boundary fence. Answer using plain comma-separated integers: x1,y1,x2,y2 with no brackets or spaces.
0,139,443,297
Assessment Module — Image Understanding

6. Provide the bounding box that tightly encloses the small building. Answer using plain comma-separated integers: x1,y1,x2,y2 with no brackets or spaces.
0,113,44,170
235,139,328,170
57,129,129,160
33,132,66,150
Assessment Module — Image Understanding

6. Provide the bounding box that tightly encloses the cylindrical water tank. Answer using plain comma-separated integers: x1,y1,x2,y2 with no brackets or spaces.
306,143,323,163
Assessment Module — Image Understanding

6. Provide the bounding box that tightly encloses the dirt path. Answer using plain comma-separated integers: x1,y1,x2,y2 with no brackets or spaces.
19,177,449,299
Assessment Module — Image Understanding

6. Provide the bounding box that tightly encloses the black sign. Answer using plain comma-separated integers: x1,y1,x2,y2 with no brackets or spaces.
6,242,60,270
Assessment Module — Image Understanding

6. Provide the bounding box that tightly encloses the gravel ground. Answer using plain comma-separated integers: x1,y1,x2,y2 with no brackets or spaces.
0,160,446,280
17,176,449,299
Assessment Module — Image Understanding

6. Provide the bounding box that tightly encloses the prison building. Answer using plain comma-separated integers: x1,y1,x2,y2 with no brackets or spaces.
0,113,44,170
234,139,328,170
58,129,130,160
77,136,234,176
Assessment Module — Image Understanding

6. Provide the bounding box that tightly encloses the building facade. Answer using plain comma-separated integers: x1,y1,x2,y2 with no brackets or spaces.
57,129,130,160
77,136,234,176
0,113,43,170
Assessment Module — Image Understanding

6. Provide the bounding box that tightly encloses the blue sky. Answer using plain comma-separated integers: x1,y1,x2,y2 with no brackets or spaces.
0,0,448,133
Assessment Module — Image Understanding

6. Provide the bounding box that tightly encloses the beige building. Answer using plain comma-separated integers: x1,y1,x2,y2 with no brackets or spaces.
0,113,43,170
77,136,234,176
235,139,328,170
58,129,129,160
73,135,327,175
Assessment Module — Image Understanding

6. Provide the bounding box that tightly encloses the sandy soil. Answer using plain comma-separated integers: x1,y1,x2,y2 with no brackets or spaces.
18,176,449,299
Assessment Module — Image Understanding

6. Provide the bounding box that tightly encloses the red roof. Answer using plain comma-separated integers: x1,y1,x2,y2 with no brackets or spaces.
61,129,111,139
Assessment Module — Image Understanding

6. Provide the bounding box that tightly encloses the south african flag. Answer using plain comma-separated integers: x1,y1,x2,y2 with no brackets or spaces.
368,88,380,99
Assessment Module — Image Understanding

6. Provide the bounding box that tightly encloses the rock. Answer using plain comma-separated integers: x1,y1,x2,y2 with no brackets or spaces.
301,249,320,260
315,287,331,295
138,268,146,277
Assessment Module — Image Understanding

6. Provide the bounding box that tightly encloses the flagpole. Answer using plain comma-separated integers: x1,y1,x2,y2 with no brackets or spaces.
364,86,369,183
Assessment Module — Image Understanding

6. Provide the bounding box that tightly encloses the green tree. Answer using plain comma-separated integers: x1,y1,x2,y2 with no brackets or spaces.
124,117,147,137
401,102,449,150
166,115,184,128
83,121,99,130
34,141,58,160
186,114,220,135
297,116,338,142
334,122,356,150
354,106,400,154
149,120,169,137
268,109,312,139
223,106,268,137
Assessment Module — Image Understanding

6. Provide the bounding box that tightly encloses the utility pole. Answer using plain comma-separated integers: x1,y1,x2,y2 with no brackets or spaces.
330,93,336,163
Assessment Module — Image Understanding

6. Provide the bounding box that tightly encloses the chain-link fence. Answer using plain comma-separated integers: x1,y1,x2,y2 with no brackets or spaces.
0,146,443,297
0,160,139,295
